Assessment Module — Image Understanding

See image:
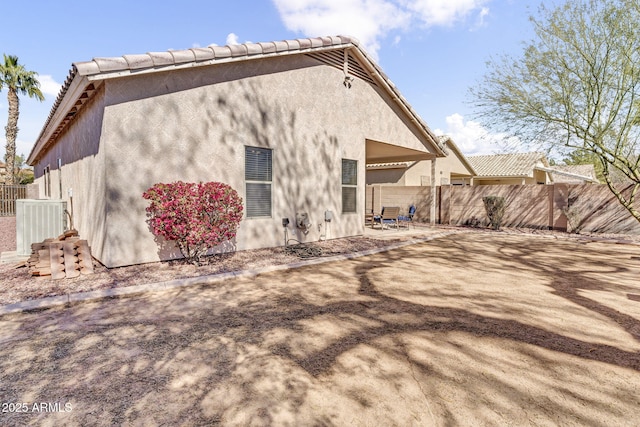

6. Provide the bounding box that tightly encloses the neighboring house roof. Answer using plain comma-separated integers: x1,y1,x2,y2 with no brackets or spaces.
28,35,446,165
467,152,549,178
436,135,477,176
548,164,599,184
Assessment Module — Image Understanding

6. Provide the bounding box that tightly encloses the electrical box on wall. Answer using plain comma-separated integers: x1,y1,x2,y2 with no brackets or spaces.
324,210,333,222
296,212,311,234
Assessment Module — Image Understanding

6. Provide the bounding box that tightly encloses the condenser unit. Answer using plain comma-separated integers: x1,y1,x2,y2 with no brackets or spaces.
16,199,67,256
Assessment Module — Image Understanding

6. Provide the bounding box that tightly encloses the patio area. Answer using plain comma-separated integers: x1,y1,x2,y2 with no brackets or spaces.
1,232,639,425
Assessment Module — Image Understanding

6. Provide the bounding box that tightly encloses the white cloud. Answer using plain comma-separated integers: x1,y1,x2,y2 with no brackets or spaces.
405,0,490,27
226,33,240,45
272,0,490,58
434,113,522,156
273,0,408,59
38,75,63,98
471,6,490,31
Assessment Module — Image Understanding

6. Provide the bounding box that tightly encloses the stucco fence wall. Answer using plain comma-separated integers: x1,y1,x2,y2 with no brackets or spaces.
366,185,436,223
0,216,16,252
366,183,640,235
0,185,39,253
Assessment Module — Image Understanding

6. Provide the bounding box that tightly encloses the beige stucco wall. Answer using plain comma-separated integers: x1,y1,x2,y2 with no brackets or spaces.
89,54,436,267
32,88,108,260
534,168,550,184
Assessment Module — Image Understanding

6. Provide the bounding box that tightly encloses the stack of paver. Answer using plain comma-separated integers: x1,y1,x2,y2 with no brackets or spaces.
27,230,95,279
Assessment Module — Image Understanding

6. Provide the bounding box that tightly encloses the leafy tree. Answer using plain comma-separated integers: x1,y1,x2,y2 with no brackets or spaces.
0,54,44,185
143,181,244,265
13,153,29,182
470,0,640,222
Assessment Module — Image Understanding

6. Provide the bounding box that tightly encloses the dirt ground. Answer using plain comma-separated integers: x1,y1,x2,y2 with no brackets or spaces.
0,236,400,306
1,232,640,426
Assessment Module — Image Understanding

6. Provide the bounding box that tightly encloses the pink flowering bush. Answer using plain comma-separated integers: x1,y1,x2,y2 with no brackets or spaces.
143,181,243,265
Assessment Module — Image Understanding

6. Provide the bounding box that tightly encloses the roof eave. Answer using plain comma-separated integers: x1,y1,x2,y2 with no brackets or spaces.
348,46,446,158
27,72,91,165
81,41,355,82
537,166,600,183
474,174,534,179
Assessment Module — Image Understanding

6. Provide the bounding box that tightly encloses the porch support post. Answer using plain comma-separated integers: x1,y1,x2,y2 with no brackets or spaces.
430,158,436,225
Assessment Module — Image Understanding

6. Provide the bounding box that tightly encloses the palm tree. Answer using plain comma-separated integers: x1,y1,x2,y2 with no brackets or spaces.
0,54,44,185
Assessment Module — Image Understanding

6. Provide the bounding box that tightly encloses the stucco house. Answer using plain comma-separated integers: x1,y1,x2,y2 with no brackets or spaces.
466,152,555,186
366,135,476,186
467,152,600,186
27,36,446,268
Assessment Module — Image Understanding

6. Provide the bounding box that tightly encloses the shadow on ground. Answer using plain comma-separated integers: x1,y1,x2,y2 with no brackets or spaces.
1,233,639,426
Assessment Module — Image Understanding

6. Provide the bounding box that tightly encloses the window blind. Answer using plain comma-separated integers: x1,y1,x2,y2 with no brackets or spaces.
342,159,357,213
245,146,273,218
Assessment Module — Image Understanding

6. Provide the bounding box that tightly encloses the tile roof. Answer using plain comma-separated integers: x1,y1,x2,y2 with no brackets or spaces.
548,164,599,183
467,152,547,177
73,36,353,77
29,35,445,164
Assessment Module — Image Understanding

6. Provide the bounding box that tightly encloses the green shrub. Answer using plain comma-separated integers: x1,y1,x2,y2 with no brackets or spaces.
482,196,506,230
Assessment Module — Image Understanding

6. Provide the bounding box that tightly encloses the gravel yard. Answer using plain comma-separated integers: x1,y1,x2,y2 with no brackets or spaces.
0,236,402,307
1,231,640,425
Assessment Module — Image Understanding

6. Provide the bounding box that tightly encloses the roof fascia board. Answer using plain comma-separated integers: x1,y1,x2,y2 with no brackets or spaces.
347,47,446,158
27,74,90,165
536,166,599,183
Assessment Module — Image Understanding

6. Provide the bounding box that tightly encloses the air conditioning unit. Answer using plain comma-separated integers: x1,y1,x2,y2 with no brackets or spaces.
16,199,67,256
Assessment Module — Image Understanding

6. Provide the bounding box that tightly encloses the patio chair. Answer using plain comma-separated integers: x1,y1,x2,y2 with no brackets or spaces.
398,205,416,228
372,206,400,229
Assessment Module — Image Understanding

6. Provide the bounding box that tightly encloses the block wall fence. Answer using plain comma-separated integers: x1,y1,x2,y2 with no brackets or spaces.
366,183,640,235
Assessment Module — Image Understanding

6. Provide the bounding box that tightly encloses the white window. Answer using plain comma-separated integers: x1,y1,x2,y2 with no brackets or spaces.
342,159,357,213
245,146,272,218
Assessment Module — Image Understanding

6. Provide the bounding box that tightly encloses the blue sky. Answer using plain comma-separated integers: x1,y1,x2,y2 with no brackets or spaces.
1,0,546,162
